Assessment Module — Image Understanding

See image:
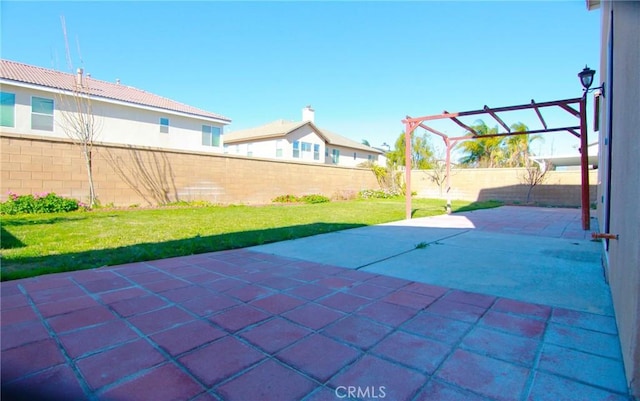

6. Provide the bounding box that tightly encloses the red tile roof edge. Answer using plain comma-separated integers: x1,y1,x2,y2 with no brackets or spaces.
0,59,231,123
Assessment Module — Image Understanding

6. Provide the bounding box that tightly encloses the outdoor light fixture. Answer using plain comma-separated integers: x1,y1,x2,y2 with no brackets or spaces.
579,65,596,90
578,65,604,96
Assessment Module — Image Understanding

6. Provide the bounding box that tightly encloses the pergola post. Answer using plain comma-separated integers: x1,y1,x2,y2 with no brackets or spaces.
403,97,587,226
445,138,452,214
579,96,591,230
404,123,413,220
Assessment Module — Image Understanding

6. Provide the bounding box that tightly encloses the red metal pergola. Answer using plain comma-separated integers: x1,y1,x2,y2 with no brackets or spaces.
402,96,591,230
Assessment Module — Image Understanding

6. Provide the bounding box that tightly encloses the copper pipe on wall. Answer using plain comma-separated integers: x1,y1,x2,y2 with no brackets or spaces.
592,232,619,240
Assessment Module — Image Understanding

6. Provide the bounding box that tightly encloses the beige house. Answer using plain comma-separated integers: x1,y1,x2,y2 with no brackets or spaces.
224,106,385,167
588,1,640,398
0,59,230,153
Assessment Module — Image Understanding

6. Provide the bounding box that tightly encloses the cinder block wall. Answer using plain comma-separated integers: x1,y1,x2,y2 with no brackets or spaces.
2,133,597,208
410,168,598,207
1,134,379,206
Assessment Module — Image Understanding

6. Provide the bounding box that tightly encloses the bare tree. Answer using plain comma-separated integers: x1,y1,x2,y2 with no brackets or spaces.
426,161,449,198
104,147,178,206
56,16,101,207
520,160,552,203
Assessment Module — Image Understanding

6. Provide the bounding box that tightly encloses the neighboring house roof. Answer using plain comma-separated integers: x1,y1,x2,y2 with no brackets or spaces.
586,0,600,10
317,127,382,153
0,59,231,123
224,119,311,142
225,119,383,154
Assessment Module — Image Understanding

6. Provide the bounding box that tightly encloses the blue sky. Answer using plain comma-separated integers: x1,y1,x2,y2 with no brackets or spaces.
1,1,600,157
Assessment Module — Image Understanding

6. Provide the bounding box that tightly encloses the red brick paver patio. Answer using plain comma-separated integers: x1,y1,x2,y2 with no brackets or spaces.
1,248,630,400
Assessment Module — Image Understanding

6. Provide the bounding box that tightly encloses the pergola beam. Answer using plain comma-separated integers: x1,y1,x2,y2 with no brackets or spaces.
402,95,590,230
445,111,478,136
531,99,548,129
484,105,511,133
559,103,580,117
403,97,582,124
567,129,581,138
419,123,448,140
448,126,581,141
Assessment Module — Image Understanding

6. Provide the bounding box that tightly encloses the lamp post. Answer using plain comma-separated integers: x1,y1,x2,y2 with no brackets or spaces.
577,65,597,230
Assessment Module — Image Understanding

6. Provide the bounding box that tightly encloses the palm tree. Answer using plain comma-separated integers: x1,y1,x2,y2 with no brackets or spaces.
456,120,505,168
504,123,542,167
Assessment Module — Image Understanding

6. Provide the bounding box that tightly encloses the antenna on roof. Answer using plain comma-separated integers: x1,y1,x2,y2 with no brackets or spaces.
60,15,73,72
116,78,120,85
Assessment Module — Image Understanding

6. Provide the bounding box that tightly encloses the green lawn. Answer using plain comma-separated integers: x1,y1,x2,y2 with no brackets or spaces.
1,198,502,281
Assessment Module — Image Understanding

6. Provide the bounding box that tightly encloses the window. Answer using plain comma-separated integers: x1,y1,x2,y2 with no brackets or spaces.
368,154,373,162
353,152,357,160
31,96,54,131
0,92,15,127
247,143,253,157
301,142,311,152
276,140,283,157
313,144,320,161
293,141,300,158
332,149,340,164
202,125,221,147
160,117,169,133
223,144,229,154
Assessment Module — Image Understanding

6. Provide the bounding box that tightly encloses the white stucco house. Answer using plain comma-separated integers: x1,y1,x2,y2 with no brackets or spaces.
0,59,231,152
223,106,385,167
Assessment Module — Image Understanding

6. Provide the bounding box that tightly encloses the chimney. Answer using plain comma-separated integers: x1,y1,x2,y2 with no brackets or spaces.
76,68,83,87
302,105,315,123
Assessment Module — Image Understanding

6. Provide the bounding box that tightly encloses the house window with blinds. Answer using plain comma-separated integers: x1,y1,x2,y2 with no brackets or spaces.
202,125,221,147
0,92,15,127
31,96,54,131
160,117,169,133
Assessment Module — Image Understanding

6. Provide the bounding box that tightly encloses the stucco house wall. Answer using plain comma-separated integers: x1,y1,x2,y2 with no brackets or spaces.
1,83,227,154
223,107,384,168
592,1,640,397
0,59,231,156
326,144,380,167
225,125,327,161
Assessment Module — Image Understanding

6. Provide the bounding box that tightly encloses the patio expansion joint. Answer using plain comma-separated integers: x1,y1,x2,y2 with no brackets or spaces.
519,314,550,401
421,293,502,400
67,268,228,398
11,282,98,401
353,229,471,271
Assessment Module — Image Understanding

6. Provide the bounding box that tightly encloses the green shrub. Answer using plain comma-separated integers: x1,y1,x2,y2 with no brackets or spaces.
300,194,330,204
272,195,301,203
272,194,330,204
358,189,404,199
1,192,82,215
165,200,213,208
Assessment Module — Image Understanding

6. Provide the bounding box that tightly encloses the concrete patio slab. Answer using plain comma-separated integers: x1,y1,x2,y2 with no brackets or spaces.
362,229,612,314
252,206,610,314
250,226,468,269
0,206,631,401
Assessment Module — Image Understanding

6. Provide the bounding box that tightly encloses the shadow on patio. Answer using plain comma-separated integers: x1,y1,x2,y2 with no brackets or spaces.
0,207,631,400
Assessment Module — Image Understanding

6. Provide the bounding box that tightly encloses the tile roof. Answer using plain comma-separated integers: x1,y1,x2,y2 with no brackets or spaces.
225,119,383,154
0,59,230,122
224,120,309,142
318,127,383,153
